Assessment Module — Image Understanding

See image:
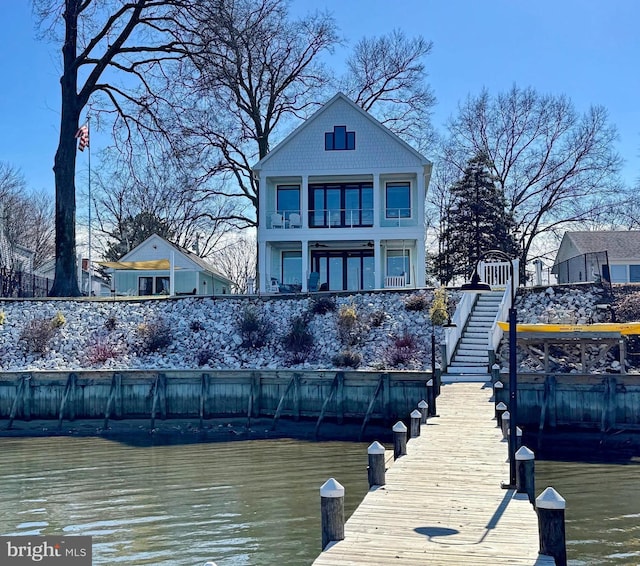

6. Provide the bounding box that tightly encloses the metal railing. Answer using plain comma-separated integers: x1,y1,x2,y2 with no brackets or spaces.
0,269,53,298
309,208,374,228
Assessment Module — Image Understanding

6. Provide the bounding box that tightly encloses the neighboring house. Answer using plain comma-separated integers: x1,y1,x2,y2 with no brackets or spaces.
553,230,640,284
254,92,432,292
37,258,111,296
103,234,233,296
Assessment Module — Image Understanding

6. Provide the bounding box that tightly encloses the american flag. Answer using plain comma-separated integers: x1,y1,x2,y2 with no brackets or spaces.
75,124,89,152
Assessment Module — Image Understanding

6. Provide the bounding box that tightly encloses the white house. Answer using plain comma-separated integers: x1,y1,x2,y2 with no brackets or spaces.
553,230,640,284
103,234,233,296
254,93,432,293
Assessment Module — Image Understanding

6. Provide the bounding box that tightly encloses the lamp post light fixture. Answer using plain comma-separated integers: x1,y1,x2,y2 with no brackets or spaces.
461,250,518,489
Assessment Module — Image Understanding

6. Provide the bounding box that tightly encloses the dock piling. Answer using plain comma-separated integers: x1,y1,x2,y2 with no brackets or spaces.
515,446,535,504
367,441,386,487
320,478,345,550
536,487,567,566
410,409,422,438
418,400,428,424
501,410,511,440
495,401,507,426
426,379,436,416
392,421,407,460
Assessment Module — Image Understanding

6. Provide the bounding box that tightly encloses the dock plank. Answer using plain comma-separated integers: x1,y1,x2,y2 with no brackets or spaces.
313,382,555,566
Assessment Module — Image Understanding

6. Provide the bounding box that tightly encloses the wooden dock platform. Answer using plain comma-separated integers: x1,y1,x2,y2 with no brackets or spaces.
313,381,555,565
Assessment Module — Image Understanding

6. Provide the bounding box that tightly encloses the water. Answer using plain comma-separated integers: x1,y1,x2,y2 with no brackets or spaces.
0,436,370,566
536,456,640,566
2,436,638,566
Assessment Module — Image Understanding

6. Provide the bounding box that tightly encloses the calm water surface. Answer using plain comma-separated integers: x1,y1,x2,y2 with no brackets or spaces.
0,436,370,566
537,456,640,566
2,436,639,565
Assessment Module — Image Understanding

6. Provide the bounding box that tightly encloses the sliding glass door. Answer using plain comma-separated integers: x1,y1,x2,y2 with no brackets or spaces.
311,250,375,291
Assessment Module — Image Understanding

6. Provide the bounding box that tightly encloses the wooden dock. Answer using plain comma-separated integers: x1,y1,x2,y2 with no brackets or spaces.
313,381,555,565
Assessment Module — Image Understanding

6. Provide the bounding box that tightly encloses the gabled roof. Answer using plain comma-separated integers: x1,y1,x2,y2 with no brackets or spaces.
252,92,431,171
118,234,233,285
558,231,640,262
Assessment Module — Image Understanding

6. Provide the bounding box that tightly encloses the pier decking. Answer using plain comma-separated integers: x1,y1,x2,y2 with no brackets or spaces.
313,381,555,565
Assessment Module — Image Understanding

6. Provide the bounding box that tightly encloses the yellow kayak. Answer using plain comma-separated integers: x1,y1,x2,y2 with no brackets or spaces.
497,321,640,335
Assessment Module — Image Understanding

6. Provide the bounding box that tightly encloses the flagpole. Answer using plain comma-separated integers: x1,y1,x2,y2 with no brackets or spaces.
87,115,92,296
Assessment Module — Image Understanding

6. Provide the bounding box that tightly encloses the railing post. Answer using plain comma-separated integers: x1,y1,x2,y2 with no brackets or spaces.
392,421,407,460
320,478,345,550
515,446,535,504
418,400,428,424
516,426,523,449
367,441,386,487
536,487,567,566
410,409,422,438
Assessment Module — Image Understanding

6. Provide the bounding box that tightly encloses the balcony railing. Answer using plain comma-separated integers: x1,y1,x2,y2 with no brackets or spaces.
309,208,374,228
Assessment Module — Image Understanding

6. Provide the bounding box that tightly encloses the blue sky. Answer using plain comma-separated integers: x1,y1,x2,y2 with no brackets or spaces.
1,0,638,194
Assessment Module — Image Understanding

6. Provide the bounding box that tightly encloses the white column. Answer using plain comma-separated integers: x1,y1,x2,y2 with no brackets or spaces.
169,251,175,296
258,239,267,292
416,239,426,287
301,175,309,229
373,173,381,228
301,239,309,292
375,239,383,289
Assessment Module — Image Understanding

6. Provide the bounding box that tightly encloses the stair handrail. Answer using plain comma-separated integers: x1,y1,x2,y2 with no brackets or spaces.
444,291,475,366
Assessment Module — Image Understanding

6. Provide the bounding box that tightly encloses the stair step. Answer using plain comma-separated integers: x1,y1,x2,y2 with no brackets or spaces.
446,366,490,374
460,337,488,345
457,347,487,355
463,332,489,339
452,355,489,363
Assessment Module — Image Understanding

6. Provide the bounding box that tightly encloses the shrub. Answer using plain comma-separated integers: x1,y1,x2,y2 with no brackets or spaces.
85,336,122,365
337,304,363,345
404,293,429,311
19,318,58,354
282,315,314,363
310,295,336,315
137,319,173,353
51,311,66,328
429,288,449,326
196,349,216,367
104,316,117,331
238,306,272,348
385,333,420,368
332,350,362,369
190,320,205,332
369,310,386,327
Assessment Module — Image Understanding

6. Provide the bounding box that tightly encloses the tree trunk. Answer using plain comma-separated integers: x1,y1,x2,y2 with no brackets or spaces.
50,1,81,297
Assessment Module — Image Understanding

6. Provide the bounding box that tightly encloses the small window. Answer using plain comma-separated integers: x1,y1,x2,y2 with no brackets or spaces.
325,126,355,150
630,265,640,283
610,265,627,283
386,183,411,218
139,276,153,296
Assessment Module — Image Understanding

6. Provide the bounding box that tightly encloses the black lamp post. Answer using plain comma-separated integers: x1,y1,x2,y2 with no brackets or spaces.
461,251,518,489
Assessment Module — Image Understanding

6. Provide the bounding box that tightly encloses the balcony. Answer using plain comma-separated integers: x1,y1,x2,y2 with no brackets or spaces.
309,208,373,228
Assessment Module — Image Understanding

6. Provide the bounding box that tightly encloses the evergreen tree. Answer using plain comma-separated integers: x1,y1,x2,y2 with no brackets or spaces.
104,212,175,261
435,154,518,284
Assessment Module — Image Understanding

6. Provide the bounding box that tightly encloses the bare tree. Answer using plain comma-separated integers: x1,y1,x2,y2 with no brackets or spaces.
34,0,194,296
92,143,239,259
442,85,623,275
210,234,257,293
180,4,436,226
341,30,436,151
0,163,55,272
178,0,339,228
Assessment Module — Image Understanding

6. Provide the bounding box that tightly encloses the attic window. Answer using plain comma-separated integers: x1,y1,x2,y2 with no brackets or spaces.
325,126,355,151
